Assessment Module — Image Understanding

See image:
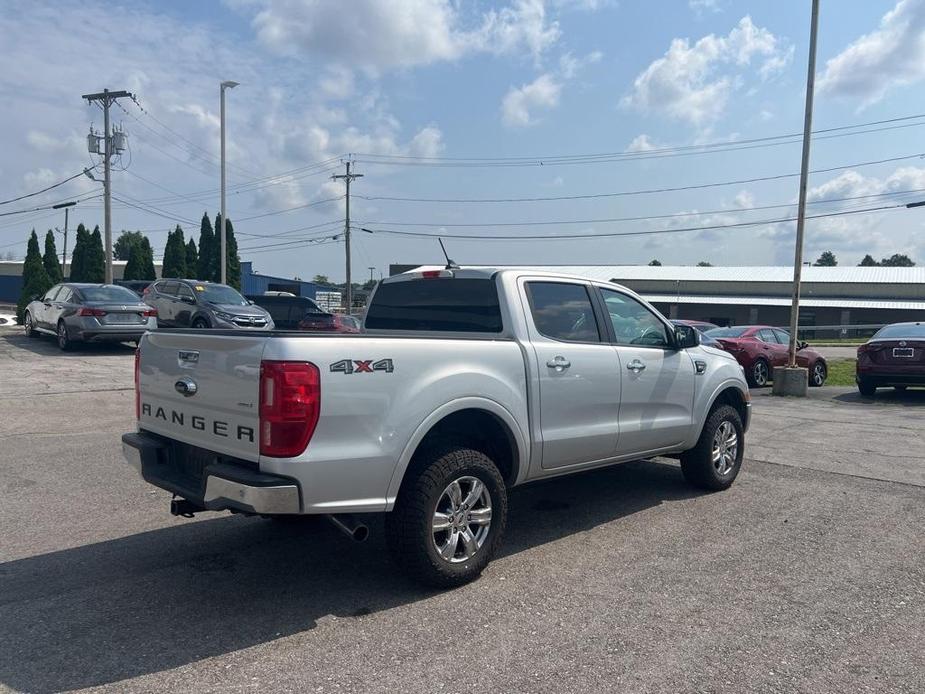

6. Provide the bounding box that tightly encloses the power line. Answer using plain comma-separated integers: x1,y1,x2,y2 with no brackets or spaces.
0,171,88,206
0,192,102,218
357,152,925,204
234,194,345,222
359,202,906,241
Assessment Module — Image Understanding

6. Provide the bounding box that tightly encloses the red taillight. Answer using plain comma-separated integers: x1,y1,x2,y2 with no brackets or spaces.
259,361,320,457
134,348,141,420
142,285,151,295
142,308,158,317
79,307,106,317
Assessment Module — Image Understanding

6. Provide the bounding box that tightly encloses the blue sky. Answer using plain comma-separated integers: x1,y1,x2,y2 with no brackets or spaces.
2,0,925,280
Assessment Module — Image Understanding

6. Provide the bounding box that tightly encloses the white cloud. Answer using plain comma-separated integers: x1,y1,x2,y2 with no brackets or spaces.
318,65,355,100
621,16,792,126
624,134,661,152
502,73,561,126
818,0,925,106
248,0,560,69
734,190,755,209
689,0,722,13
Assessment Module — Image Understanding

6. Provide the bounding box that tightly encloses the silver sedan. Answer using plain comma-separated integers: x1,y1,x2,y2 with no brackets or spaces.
23,283,157,351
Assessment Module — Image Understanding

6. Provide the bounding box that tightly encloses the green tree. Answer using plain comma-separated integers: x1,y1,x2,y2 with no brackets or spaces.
813,250,837,266
313,274,330,285
214,213,242,288
123,241,141,280
139,236,156,280
197,212,215,281
648,259,662,266
86,225,106,283
185,238,198,276
697,261,713,267
858,254,879,266
162,226,187,279
17,231,52,322
68,223,89,281
43,230,62,283
881,253,915,267
114,230,145,261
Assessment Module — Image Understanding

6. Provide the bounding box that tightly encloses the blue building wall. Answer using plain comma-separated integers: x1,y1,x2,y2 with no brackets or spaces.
0,275,20,304
241,261,320,299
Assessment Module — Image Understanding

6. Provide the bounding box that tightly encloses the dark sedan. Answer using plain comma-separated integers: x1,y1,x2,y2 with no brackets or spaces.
23,283,157,350
705,325,828,387
856,322,925,396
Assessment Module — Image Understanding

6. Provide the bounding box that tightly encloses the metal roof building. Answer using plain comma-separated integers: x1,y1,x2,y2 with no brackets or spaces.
391,264,925,336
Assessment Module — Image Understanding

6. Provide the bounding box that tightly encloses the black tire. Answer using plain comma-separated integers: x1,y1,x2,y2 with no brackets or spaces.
680,405,744,491
894,385,908,392
23,312,38,338
809,360,827,387
386,444,507,588
192,317,210,329
857,378,877,397
747,358,770,388
57,321,73,351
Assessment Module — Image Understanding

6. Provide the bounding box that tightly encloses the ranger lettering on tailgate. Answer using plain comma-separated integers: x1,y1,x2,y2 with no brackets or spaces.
140,403,255,443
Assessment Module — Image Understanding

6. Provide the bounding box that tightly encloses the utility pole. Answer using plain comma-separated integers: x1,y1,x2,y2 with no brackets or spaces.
331,161,363,312
52,201,77,277
82,89,131,284
368,266,375,284
786,0,820,371
220,81,239,285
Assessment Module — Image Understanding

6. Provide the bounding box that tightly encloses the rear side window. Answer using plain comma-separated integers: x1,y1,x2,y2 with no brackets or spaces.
527,282,600,343
159,281,179,297
365,278,503,332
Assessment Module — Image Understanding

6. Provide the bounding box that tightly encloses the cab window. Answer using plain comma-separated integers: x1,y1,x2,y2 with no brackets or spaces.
526,282,601,343
600,289,670,348
43,286,61,302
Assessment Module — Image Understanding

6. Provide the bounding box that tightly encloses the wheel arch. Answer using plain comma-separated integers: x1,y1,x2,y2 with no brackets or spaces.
385,398,527,511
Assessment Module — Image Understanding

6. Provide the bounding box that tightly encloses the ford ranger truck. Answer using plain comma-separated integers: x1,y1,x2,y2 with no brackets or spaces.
123,267,751,587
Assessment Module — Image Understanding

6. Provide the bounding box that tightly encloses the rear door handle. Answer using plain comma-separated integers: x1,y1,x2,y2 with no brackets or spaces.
546,356,571,371
626,359,646,373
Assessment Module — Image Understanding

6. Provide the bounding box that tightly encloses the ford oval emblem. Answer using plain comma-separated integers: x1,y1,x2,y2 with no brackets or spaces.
174,377,198,397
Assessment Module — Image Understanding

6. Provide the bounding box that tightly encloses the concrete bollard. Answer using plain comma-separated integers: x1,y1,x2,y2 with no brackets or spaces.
772,366,808,396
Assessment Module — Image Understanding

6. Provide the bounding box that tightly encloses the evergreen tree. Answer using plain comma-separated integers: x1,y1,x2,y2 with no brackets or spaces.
114,230,145,261
43,230,62,283
123,242,142,280
214,213,241,288
648,259,662,266
185,238,198,277
858,254,880,267
68,223,89,281
17,231,52,322
813,250,838,266
162,226,187,278
86,225,106,283
139,236,156,280
697,261,713,267
197,213,215,281
881,253,915,267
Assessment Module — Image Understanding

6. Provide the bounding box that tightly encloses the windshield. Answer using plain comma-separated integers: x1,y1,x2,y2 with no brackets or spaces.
77,285,142,303
197,284,248,306
705,326,749,338
873,323,925,339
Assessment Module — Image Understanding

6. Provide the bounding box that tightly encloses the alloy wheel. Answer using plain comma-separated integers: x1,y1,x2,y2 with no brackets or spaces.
57,323,68,349
432,476,492,563
711,421,738,476
753,360,768,386
812,362,826,386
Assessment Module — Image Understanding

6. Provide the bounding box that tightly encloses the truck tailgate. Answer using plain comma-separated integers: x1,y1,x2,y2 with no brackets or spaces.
138,331,266,461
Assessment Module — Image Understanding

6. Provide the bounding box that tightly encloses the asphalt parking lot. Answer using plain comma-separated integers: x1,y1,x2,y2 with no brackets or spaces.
1,329,923,693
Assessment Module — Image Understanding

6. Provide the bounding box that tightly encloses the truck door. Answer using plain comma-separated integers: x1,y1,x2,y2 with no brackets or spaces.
598,287,696,456
522,280,621,469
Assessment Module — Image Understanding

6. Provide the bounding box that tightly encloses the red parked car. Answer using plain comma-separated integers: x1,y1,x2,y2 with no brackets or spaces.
704,325,828,388
856,322,925,396
297,312,361,333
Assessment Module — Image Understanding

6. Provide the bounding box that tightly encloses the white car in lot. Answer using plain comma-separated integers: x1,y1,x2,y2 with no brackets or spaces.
124,267,751,586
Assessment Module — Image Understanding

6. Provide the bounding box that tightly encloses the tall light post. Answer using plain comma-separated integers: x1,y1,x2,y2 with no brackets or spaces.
52,201,77,276
220,80,239,285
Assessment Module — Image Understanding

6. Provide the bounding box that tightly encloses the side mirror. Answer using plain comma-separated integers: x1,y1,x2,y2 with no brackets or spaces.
798,340,808,350
182,296,196,304
675,325,700,349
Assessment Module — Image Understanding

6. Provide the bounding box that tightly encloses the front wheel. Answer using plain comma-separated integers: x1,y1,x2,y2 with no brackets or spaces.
809,360,827,387
191,317,210,329
386,445,507,588
747,358,770,388
680,405,744,491
857,378,877,397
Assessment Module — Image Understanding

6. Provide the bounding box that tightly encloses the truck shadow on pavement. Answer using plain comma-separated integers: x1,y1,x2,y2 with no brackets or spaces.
832,388,925,407
0,459,697,693
1,332,137,357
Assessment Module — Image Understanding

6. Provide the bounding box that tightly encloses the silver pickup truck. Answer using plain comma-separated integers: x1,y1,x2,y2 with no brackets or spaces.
123,267,751,586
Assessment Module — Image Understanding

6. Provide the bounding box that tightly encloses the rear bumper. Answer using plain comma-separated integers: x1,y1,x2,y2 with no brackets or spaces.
121,431,301,514
856,371,925,387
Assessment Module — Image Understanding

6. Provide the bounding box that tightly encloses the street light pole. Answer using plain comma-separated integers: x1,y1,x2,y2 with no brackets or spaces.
220,80,239,285
787,0,820,368
52,201,77,276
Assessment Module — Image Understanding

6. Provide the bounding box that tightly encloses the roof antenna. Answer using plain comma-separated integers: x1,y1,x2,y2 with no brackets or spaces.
438,238,459,270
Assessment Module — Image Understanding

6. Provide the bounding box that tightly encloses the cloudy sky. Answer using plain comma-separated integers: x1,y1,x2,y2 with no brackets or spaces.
3,0,925,279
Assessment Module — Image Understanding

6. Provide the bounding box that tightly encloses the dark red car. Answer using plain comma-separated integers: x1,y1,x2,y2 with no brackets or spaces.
297,312,361,333
856,322,925,396
704,325,828,388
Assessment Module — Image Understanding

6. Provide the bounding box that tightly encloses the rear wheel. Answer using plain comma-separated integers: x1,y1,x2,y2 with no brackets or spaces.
894,385,908,392
680,405,744,491
747,358,770,387
386,444,507,588
192,317,210,329
57,321,73,351
809,361,827,387
857,378,877,397
23,312,38,338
